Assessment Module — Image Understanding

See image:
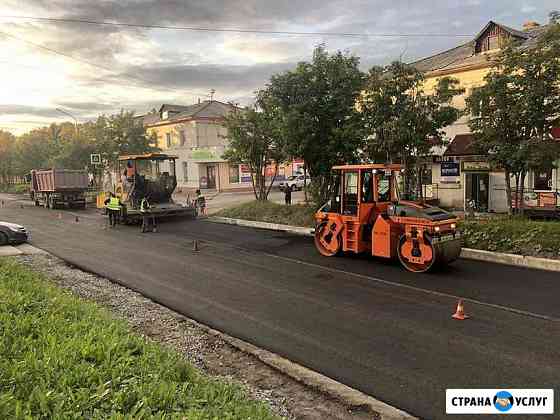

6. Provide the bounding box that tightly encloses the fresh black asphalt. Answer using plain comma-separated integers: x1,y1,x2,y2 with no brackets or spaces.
1,202,559,420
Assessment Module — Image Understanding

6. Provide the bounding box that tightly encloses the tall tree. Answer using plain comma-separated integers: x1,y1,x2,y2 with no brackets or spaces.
223,95,286,201
265,45,366,203
358,61,464,198
466,20,560,213
0,130,16,185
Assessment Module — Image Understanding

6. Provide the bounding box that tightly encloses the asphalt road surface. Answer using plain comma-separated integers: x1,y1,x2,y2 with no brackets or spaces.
1,198,559,420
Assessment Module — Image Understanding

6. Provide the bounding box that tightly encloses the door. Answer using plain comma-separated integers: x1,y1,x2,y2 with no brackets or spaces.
206,165,216,189
465,173,489,211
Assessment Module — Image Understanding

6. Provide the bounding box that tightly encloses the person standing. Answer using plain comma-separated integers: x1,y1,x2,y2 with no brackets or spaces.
140,196,157,233
104,193,122,228
284,185,292,205
195,189,206,216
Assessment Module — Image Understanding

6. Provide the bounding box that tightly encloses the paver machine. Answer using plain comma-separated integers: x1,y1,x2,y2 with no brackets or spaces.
314,164,461,272
98,153,196,223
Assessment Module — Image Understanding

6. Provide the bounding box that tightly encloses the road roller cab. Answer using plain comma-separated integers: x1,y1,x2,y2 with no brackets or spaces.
314,164,461,272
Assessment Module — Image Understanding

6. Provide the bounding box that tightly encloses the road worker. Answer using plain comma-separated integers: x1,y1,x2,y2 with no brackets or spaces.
140,196,157,233
104,192,122,228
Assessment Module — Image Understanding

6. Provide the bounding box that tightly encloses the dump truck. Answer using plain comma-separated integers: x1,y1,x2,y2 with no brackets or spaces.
97,153,196,223
30,168,89,209
314,164,461,272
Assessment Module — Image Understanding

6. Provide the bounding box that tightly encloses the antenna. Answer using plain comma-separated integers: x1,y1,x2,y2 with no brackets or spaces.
210,89,216,101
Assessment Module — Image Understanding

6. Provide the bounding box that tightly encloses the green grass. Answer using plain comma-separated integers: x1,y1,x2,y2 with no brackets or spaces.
215,200,316,228
0,259,278,420
0,184,28,194
460,217,560,257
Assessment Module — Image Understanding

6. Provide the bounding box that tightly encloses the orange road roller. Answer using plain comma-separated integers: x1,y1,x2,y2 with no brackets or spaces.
314,164,461,272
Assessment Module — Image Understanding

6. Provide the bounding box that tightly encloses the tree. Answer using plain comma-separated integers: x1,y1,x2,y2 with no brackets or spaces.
0,130,16,185
265,45,366,203
223,95,286,201
466,21,560,214
358,61,464,198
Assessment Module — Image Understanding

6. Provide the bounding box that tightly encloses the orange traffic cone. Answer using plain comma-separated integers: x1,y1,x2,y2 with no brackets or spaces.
452,299,469,320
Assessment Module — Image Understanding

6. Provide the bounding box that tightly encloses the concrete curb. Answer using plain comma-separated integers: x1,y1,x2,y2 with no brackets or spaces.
460,248,560,272
187,318,417,420
209,216,314,236
208,217,560,273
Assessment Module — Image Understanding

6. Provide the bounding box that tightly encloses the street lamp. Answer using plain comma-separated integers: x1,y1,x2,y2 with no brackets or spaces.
55,107,78,136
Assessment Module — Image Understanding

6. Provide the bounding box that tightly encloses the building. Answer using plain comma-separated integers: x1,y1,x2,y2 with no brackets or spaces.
411,20,559,212
143,100,304,192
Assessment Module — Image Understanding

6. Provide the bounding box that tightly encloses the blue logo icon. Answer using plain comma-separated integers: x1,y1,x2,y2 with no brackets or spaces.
493,391,514,412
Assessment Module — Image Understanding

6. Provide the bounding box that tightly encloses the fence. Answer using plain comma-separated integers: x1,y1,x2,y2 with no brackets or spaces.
511,189,560,209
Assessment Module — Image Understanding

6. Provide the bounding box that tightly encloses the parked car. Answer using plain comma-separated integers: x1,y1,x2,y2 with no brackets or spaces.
279,174,311,191
0,222,29,246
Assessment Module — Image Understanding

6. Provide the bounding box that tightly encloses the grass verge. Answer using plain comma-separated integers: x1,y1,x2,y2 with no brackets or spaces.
0,259,278,420
460,217,560,258
215,200,316,228
0,184,28,194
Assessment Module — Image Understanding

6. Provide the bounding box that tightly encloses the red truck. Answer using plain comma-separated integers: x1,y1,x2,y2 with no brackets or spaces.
30,169,89,209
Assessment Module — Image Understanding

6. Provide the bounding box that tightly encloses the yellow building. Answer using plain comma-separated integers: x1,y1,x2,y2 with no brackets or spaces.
411,20,559,212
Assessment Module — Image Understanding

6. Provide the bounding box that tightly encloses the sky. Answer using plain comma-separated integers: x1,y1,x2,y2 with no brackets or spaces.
0,0,556,135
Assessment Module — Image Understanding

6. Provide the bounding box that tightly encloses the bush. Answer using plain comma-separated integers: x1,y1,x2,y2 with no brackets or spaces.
0,259,277,420
0,184,28,194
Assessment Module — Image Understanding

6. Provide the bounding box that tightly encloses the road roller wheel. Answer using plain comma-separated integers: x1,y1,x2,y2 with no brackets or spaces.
397,234,436,273
314,221,342,257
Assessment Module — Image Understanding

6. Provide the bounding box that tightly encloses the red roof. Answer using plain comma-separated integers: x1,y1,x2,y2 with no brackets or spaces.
444,134,480,156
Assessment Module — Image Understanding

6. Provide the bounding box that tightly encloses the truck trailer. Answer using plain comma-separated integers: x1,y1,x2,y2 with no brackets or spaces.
30,169,89,209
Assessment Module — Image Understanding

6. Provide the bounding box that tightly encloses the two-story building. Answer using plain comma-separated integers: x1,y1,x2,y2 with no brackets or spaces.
411,20,559,212
143,100,249,192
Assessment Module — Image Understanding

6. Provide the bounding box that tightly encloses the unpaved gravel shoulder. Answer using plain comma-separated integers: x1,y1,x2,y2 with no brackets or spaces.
16,253,375,420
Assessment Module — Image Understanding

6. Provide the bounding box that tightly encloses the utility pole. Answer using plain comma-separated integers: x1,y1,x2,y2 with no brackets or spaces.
56,107,79,137
210,89,215,101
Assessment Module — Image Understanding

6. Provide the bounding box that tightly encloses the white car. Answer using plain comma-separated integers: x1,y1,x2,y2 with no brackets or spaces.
279,174,311,191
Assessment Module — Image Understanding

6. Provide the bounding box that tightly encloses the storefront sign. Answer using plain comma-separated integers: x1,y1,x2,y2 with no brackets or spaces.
191,150,217,160
441,162,460,177
240,164,252,182
462,161,490,171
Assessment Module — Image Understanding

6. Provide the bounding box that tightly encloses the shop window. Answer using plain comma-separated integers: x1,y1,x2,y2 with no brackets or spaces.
534,168,553,191
229,164,240,183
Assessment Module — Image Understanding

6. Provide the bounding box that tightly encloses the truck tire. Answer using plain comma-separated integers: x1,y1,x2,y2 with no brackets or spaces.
48,196,55,209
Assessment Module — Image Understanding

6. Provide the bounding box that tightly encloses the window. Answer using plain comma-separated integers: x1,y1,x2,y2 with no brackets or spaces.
166,133,171,148
180,130,186,147
229,165,240,184
361,171,374,203
343,171,359,215
182,162,188,182
377,174,391,202
534,168,553,191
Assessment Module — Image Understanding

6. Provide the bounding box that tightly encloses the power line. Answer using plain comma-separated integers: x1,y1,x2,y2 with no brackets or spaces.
0,29,211,100
0,15,474,38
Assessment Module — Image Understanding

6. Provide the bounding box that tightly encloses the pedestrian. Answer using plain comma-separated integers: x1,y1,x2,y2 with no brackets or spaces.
104,192,122,228
140,196,157,233
284,185,292,205
195,189,206,216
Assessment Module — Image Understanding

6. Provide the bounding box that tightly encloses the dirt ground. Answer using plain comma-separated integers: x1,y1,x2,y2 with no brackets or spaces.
16,253,377,420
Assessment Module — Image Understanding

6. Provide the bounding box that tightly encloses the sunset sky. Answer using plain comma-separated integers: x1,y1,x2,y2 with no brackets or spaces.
0,0,556,135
